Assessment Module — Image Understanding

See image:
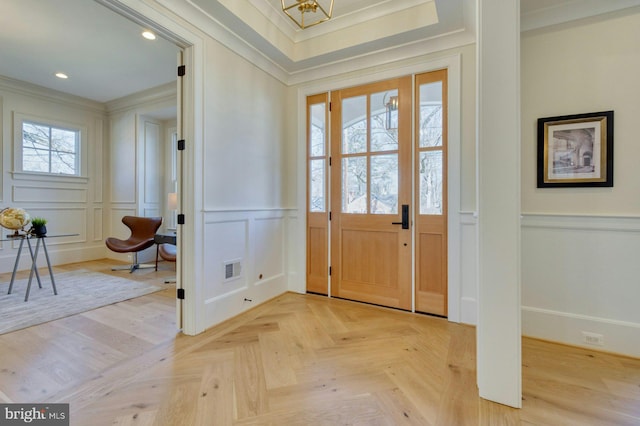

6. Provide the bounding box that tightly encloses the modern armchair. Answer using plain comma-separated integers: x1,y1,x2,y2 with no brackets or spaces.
105,216,162,273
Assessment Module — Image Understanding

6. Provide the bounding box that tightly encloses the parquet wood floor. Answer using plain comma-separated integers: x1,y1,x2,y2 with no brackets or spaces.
1,260,639,425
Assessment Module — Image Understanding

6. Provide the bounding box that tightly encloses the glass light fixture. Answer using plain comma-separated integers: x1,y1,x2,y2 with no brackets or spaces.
281,0,334,29
384,94,398,130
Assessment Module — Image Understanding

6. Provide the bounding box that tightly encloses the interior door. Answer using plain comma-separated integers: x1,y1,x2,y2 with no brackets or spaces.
330,77,412,310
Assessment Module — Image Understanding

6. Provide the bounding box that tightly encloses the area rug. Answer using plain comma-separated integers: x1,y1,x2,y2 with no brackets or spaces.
0,270,162,335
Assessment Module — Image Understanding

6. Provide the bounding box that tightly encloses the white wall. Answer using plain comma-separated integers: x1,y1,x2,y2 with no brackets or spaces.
199,36,292,325
521,9,640,357
105,83,176,263
0,77,106,271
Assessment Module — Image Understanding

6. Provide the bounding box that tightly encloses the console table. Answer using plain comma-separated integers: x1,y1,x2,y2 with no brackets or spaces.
5,233,78,302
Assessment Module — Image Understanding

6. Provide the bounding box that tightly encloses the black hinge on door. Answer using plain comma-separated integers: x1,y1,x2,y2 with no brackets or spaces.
329,102,332,112
329,157,332,166
177,288,185,299
177,139,185,150
329,212,332,221
178,65,186,77
329,266,332,276
177,214,185,225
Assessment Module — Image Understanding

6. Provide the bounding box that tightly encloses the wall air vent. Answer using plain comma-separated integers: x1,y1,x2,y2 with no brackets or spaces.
223,259,242,282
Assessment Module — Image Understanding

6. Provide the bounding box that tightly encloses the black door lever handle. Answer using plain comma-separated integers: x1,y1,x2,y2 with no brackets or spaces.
391,205,409,229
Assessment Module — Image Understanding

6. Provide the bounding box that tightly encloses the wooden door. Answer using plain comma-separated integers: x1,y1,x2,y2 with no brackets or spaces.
306,93,329,295
330,77,412,310
415,70,448,316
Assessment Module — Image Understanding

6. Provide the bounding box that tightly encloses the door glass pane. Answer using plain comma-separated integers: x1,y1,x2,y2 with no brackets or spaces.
419,82,443,148
371,154,398,214
370,90,398,152
310,103,325,157
342,96,367,154
419,151,443,215
342,156,367,213
309,159,325,212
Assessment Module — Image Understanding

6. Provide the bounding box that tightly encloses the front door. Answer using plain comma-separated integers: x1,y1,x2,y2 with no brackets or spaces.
330,77,412,310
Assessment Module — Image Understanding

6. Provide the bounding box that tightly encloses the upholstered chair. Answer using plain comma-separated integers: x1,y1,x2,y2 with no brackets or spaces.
105,216,162,273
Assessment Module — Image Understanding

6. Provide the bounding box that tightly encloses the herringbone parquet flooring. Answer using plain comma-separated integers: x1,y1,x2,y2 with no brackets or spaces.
1,260,640,425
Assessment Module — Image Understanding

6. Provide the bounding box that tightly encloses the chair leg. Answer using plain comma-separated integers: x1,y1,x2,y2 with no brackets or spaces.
111,252,157,273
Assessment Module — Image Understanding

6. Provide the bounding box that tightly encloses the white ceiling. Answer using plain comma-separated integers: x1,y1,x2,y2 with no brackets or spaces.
1,0,639,104
0,0,179,103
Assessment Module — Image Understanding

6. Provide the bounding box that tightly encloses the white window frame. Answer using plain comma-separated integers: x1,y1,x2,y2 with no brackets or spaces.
13,112,88,182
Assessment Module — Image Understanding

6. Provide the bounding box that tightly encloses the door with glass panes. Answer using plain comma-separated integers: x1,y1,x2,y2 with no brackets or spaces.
306,71,448,315
330,77,412,309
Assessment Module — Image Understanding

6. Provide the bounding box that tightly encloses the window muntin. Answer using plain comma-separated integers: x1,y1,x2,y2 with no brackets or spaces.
22,121,79,175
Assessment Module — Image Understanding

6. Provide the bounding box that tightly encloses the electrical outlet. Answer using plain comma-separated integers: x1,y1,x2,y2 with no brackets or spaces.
582,331,604,346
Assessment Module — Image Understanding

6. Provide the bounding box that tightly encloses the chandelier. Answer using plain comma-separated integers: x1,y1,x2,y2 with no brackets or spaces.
281,0,334,29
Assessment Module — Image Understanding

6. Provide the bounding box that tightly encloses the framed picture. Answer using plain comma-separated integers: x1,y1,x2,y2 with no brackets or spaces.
537,111,614,187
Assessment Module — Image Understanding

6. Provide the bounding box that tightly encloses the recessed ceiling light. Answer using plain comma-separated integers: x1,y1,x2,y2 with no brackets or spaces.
142,31,156,40
55,72,68,79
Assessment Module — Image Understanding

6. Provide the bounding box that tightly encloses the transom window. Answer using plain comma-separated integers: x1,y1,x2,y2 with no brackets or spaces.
22,121,79,175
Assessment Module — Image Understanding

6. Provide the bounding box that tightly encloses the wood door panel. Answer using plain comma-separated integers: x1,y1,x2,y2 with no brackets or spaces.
417,231,446,315
307,223,327,294
340,229,399,287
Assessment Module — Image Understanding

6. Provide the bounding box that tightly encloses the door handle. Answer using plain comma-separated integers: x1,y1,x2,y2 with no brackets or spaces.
391,204,409,229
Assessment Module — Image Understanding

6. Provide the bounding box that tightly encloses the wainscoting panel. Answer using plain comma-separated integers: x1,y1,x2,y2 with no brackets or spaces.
522,213,640,357
13,186,87,203
202,209,293,328
253,216,285,285
93,208,103,242
0,207,98,272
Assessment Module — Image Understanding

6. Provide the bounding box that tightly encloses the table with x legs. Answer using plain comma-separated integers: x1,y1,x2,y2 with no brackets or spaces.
5,233,77,302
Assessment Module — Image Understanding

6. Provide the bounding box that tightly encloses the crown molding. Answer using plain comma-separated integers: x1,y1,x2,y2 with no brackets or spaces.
0,75,105,114
105,82,176,116
521,0,640,32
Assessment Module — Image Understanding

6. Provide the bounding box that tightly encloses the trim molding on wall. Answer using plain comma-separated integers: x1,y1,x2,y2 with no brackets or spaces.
522,305,640,357
202,208,294,327
522,212,640,232
521,212,640,358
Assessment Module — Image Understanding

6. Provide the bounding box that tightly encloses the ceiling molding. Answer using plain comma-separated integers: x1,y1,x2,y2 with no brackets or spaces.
287,28,474,86
179,0,471,86
0,75,105,114
521,0,640,32
105,82,177,117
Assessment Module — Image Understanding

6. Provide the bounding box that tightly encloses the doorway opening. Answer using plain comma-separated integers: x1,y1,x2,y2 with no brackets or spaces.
306,70,449,316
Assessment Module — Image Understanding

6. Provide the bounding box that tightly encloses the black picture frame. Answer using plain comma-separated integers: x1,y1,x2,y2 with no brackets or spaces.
537,110,614,188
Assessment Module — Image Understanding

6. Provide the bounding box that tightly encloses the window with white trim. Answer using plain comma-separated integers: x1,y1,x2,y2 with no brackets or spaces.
21,120,80,175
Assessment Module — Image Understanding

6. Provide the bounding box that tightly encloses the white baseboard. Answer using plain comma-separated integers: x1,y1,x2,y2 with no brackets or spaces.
522,306,640,357
204,275,288,328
